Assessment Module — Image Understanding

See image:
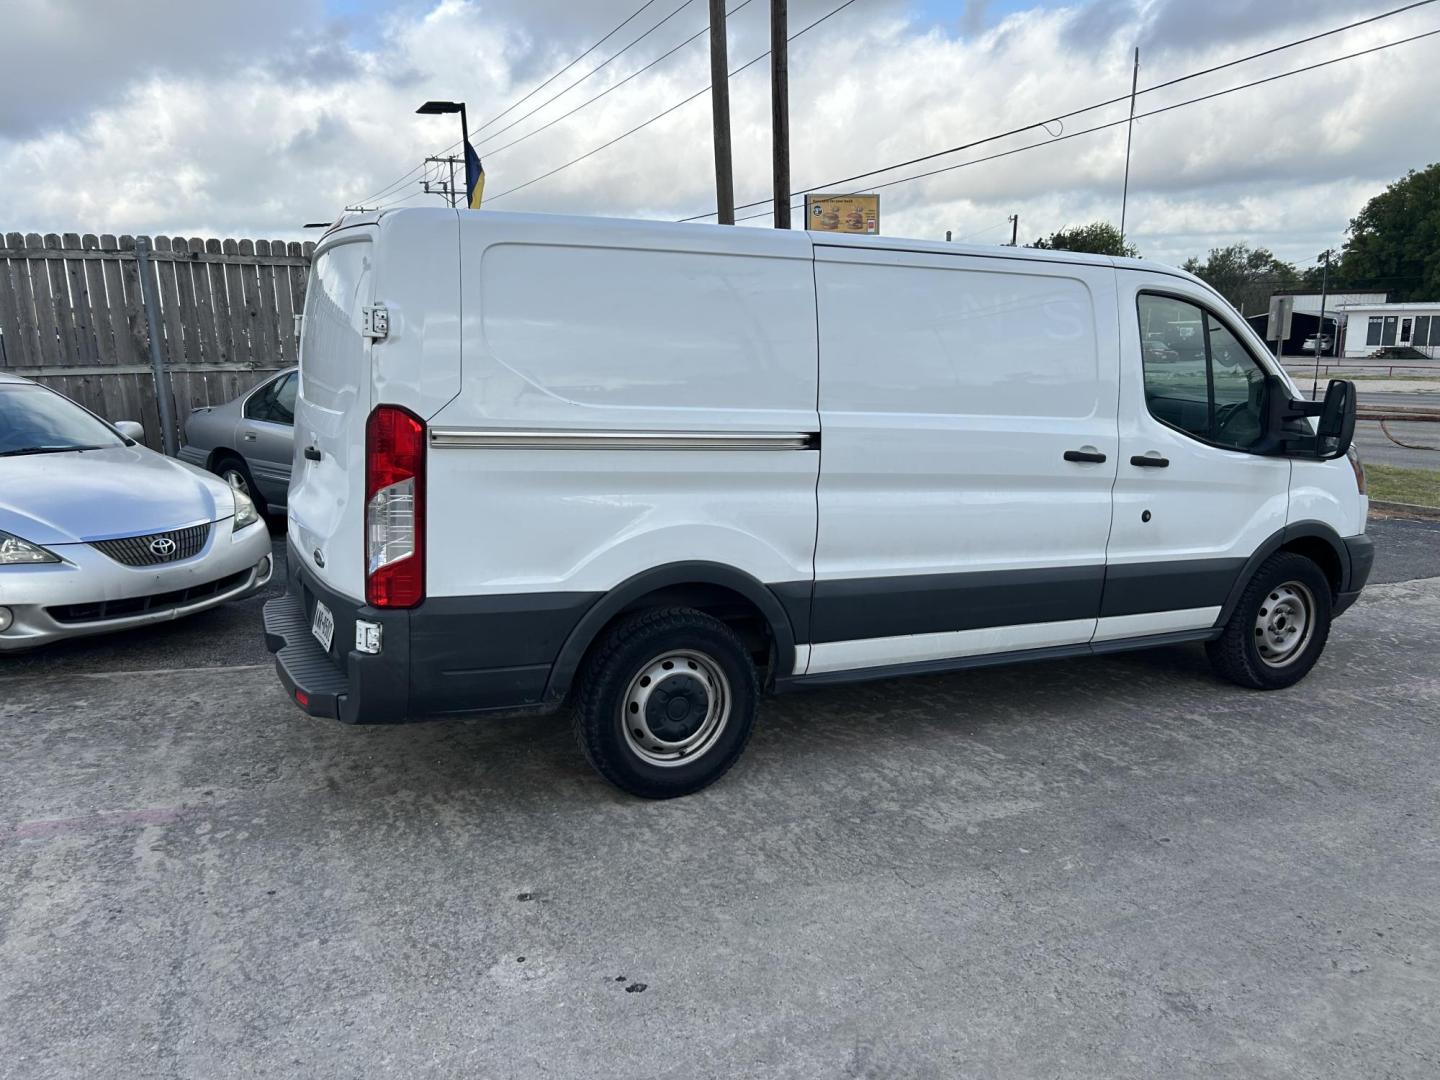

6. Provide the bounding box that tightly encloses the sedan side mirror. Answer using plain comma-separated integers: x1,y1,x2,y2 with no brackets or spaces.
114,420,145,444
1264,377,1356,460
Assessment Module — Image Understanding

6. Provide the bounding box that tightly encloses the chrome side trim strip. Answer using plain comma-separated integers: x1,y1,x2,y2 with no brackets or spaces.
429,429,818,451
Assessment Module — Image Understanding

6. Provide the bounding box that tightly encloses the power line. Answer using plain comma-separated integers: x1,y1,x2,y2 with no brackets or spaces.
682,0,1440,221
482,0,758,162
355,0,671,206
473,0,704,153
472,0,668,139
730,24,1440,224
485,0,863,205
952,219,1012,243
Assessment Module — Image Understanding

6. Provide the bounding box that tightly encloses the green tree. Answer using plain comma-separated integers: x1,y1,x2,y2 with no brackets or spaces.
1029,221,1138,258
1181,244,1299,315
1335,162,1440,301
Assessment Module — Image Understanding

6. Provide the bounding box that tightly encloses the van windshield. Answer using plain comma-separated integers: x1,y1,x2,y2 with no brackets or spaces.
0,385,125,456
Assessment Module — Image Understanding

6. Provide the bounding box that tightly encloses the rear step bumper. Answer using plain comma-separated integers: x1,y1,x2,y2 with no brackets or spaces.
263,593,351,719
263,548,412,724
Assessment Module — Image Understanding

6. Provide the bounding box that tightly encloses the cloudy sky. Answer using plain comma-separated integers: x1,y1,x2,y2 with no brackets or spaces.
3,0,1437,265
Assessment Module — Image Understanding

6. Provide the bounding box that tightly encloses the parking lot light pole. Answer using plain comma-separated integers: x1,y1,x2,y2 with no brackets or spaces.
1312,248,1334,400
133,236,179,457
416,101,469,205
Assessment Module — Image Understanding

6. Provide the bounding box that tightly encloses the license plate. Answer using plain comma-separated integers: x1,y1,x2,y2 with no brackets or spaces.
311,600,335,652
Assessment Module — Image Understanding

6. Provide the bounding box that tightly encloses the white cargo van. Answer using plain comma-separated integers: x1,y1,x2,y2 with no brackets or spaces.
264,208,1372,798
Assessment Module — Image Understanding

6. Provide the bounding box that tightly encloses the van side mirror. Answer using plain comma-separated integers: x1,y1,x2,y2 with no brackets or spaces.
1315,379,1356,458
1265,377,1356,460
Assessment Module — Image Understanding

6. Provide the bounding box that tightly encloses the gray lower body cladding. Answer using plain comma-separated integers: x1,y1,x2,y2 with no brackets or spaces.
266,531,1372,723
266,541,594,724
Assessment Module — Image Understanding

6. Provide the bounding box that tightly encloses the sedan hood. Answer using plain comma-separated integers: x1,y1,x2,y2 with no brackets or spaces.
0,445,236,546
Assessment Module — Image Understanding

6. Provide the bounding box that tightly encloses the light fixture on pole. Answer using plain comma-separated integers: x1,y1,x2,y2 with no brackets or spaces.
1312,248,1335,400
417,100,484,208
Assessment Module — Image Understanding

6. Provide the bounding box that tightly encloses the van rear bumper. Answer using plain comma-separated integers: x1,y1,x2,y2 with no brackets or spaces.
263,545,412,724
264,540,578,723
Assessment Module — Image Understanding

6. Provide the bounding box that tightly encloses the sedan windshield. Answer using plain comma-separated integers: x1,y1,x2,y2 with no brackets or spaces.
0,385,126,456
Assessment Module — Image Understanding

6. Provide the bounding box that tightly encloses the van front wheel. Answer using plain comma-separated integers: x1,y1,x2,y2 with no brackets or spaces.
1206,552,1333,690
572,608,759,799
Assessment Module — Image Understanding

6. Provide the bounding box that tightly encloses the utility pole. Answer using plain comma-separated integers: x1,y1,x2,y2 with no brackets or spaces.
1312,248,1334,400
1119,46,1140,244
709,0,735,224
770,0,791,229
1008,214,1019,246
422,154,463,207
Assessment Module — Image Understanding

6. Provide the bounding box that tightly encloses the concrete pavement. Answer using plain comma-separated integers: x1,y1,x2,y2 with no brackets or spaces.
3,534,1440,1077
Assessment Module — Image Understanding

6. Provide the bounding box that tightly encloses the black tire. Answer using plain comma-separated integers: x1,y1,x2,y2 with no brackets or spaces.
212,453,259,504
1206,551,1333,690
572,607,760,799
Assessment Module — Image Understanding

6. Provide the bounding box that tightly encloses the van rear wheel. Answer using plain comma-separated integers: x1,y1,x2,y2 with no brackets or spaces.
1206,551,1333,690
572,608,759,799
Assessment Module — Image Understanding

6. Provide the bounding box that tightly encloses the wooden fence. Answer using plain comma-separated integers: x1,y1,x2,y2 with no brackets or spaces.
0,231,315,451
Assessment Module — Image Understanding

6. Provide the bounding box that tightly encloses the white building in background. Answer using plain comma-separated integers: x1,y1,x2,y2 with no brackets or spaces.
1337,301,1440,359
1286,292,1387,316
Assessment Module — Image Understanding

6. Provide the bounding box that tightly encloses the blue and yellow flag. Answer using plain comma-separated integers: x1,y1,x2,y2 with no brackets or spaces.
464,137,485,209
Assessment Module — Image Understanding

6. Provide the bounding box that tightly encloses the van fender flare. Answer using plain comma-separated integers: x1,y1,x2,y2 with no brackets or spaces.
543,561,802,704
1214,521,1350,627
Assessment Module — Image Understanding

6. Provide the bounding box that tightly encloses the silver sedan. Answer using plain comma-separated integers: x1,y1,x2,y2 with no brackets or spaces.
178,367,296,514
0,373,273,651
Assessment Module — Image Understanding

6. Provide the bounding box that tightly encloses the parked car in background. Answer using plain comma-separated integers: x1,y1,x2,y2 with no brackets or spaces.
1302,333,1334,355
0,373,273,651
179,367,296,514
1142,335,1179,363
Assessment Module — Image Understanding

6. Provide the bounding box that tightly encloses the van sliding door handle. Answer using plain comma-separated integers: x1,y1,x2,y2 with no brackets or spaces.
1130,454,1170,468
1063,449,1108,463
304,446,322,461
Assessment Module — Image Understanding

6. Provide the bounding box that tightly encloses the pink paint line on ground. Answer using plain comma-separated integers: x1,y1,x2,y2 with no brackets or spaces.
2,806,186,842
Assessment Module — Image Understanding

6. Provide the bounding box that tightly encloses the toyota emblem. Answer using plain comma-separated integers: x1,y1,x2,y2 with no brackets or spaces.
149,536,178,558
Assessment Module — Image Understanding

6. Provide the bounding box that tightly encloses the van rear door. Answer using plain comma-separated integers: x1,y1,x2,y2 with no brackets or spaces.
288,231,374,599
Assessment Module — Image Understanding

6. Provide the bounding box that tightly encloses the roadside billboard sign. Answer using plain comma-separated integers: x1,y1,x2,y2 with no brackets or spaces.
804,193,879,235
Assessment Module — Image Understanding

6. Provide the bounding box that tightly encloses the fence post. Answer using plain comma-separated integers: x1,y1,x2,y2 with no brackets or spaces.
133,236,179,456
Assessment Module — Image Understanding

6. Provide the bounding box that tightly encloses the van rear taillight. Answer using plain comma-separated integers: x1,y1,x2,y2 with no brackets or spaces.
365,405,425,608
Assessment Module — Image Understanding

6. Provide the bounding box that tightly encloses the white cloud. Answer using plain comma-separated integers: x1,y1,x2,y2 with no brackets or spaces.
1,0,1437,268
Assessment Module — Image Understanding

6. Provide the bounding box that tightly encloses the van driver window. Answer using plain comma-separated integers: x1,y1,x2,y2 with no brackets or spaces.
1139,294,1267,451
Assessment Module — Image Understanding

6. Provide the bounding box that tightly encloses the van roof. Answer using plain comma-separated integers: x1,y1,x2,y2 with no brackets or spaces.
320,206,1197,283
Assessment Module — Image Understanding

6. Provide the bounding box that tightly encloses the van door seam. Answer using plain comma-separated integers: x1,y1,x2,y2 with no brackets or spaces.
1095,266,1126,640
804,236,821,672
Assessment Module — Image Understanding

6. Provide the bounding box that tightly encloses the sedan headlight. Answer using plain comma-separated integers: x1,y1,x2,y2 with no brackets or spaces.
0,530,61,564
232,488,261,531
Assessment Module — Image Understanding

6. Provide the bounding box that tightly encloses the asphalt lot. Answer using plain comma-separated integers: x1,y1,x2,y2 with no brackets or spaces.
3,517,1440,1078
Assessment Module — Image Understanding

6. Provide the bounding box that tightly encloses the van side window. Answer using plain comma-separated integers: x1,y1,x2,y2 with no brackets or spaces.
1138,295,1267,451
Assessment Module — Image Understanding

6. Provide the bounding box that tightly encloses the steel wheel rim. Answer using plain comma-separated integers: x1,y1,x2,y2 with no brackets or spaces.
621,649,731,767
221,468,250,497
1254,580,1316,668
